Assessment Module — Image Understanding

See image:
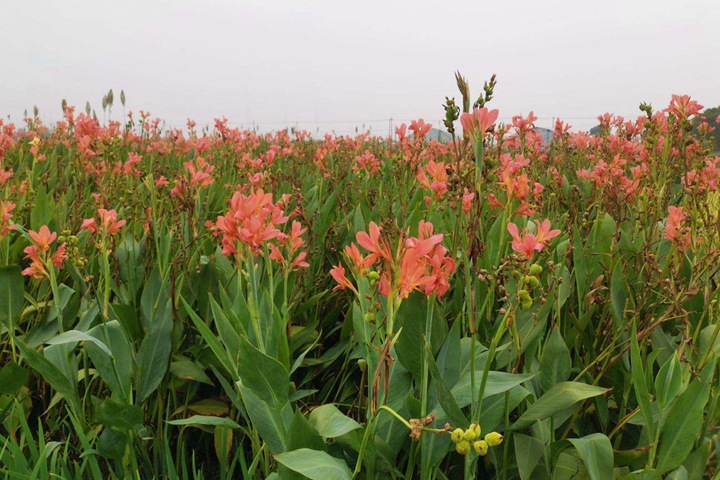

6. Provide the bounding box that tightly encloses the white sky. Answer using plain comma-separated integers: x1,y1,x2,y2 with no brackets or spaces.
2,0,719,134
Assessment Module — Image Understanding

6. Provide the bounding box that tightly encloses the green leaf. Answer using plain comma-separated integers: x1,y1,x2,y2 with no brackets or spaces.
275,449,352,480
654,354,682,410
656,362,715,473
630,327,655,441
538,327,572,392
135,298,173,402
96,399,143,431
568,433,613,480
511,382,608,430
610,261,626,326
237,335,289,409
16,339,80,415
426,342,467,427
86,320,133,402
0,361,29,394
451,371,535,407
45,330,112,356
170,358,213,385
395,293,447,379
167,415,240,429
237,383,291,454
514,433,544,480
0,266,24,333
30,186,52,230
309,404,362,438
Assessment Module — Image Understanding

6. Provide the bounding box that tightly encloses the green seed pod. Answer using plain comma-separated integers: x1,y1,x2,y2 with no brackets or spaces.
364,312,375,322
527,275,540,288
473,439,489,456
521,298,533,310
450,428,464,444
529,264,543,275
463,428,477,442
485,431,504,446
368,271,380,280
456,440,471,455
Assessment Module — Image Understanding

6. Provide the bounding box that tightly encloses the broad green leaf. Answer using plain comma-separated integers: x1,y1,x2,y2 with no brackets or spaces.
237,383,291,454
514,433,544,480
0,266,24,333
308,404,361,438
538,327,572,392
630,327,655,441
452,370,535,407
135,298,173,402
86,320,133,401
170,358,213,385
45,330,112,357
656,362,714,473
96,399,143,431
167,415,240,429
426,342,467,427
0,361,29,394
568,433,613,480
16,339,80,415
610,261,626,326
654,354,682,409
275,449,352,480
511,382,608,430
237,335,289,409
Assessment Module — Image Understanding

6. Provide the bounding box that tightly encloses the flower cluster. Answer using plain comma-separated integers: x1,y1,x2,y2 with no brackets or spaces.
81,208,127,236
330,220,455,299
211,189,290,257
21,226,67,279
507,219,561,259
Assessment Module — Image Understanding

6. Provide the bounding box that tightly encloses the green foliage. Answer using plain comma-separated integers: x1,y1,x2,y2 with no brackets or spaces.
0,84,718,479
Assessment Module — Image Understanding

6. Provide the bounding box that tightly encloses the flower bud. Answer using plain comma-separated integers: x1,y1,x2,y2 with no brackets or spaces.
450,428,464,444
456,440,471,455
473,439,489,456
485,432,504,446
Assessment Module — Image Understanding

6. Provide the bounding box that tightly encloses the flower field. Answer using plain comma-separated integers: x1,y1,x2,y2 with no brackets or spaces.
1,78,719,479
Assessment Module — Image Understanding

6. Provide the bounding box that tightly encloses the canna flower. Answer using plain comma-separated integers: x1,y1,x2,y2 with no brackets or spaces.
330,264,356,293
81,208,127,236
356,222,393,263
663,206,696,249
507,220,560,259
460,107,499,138
0,201,15,236
212,189,289,256
29,225,57,252
22,226,66,279
667,94,703,120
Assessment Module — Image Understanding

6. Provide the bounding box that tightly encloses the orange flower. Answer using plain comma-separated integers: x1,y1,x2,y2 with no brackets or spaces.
28,226,57,252
356,222,393,263
460,108,499,138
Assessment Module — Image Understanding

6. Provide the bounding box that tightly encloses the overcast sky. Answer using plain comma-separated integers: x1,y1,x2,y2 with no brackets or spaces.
2,0,718,134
